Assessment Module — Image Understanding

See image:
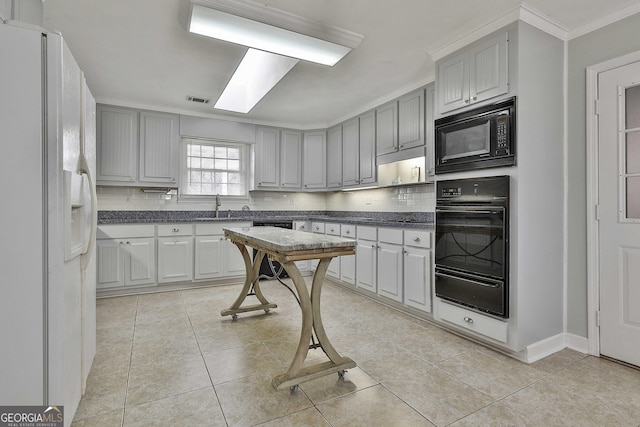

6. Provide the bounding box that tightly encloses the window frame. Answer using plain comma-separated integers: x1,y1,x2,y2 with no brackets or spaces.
178,137,251,201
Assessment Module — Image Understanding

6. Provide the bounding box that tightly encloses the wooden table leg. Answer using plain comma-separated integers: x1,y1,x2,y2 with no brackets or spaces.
220,243,277,320
271,258,356,390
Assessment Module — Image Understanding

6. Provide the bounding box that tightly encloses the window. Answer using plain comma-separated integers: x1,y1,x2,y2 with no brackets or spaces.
180,138,249,197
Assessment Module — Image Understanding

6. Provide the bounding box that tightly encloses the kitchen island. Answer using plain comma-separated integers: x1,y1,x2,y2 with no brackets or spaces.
222,226,357,390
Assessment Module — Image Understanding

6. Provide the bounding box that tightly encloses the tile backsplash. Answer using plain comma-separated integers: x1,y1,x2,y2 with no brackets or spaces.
97,184,435,212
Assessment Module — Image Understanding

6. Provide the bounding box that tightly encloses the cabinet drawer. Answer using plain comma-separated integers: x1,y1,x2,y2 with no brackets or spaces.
437,299,508,343
97,224,155,239
404,230,431,249
357,225,377,241
325,223,341,236
341,224,356,238
378,227,403,244
158,224,193,237
196,222,250,236
311,222,325,234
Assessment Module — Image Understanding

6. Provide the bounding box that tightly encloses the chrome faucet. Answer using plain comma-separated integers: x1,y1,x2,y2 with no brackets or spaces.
215,194,221,218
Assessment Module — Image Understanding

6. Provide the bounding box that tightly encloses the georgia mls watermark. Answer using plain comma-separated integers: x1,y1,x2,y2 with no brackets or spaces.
0,406,63,427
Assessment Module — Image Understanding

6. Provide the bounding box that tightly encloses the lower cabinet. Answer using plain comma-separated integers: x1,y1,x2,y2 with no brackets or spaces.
195,222,251,279
97,225,156,289
340,225,356,285
377,228,403,302
157,224,193,284
356,226,377,293
325,223,341,279
403,230,432,313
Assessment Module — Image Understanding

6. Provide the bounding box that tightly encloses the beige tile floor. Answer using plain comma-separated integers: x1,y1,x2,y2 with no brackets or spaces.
73,280,640,427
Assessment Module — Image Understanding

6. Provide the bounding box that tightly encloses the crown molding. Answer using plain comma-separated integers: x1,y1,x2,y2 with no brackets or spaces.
568,0,640,40
429,3,569,62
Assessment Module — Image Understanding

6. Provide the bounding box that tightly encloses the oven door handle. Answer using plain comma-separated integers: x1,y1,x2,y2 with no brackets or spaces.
436,209,503,215
435,271,502,288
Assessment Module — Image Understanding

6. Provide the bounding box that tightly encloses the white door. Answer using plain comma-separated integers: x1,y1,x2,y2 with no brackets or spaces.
598,60,640,367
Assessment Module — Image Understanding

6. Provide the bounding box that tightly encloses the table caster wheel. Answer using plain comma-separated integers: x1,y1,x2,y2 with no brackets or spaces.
338,370,347,378
231,314,238,321
264,308,271,314
289,385,299,392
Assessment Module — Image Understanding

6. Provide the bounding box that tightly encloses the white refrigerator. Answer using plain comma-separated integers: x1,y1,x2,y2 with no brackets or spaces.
0,20,97,426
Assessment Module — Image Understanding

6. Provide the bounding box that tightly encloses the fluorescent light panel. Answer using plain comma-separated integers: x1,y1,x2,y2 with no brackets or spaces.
214,48,298,113
189,2,356,66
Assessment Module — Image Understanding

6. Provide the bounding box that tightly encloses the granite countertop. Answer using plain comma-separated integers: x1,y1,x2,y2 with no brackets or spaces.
224,226,357,252
97,210,434,229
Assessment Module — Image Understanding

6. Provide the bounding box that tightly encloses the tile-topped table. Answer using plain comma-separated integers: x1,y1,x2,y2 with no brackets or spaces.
222,226,357,390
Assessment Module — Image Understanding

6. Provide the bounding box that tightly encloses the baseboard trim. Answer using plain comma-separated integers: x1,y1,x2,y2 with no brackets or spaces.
525,332,590,363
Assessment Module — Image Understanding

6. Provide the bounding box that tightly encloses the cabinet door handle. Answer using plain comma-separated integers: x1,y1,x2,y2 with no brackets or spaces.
345,230,350,234
472,96,478,101
173,228,180,232
463,316,474,324
130,177,135,181
464,99,470,104
413,237,420,242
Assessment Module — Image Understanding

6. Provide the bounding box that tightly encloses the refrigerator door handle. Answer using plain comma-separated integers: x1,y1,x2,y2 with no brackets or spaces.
79,154,96,272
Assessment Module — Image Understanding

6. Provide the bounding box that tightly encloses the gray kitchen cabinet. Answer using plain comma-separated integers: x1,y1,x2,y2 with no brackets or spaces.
255,127,303,190
340,225,356,285
425,84,436,178
356,226,377,293
293,221,311,271
341,117,360,187
403,230,431,313
341,111,376,189
194,234,224,279
398,89,425,150
377,228,404,302
96,105,179,187
302,130,327,190
96,224,156,289
359,110,376,185
436,32,508,114
139,111,179,185
157,224,193,284
254,126,281,189
326,125,343,189
195,222,250,279
280,129,302,189
325,223,341,279
96,105,138,184
376,101,398,155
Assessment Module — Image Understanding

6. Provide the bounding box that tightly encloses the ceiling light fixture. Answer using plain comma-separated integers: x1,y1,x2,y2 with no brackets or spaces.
188,0,364,66
214,48,298,113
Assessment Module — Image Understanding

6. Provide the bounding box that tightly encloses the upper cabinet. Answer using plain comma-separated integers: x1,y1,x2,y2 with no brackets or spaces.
139,111,179,185
255,126,280,188
326,125,343,189
96,105,179,187
342,111,377,189
376,87,426,160
255,126,302,190
436,32,509,114
302,130,327,190
398,89,425,150
375,101,397,156
359,110,376,185
280,130,303,189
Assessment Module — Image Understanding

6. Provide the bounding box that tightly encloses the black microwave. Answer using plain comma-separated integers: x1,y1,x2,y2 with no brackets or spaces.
435,97,516,174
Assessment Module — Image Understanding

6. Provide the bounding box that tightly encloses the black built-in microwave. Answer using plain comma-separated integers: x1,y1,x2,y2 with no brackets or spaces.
435,97,516,174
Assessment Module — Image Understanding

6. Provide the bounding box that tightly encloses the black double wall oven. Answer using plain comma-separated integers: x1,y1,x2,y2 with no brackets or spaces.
435,176,510,318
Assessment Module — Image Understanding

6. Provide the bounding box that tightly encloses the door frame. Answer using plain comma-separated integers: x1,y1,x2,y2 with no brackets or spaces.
586,49,640,356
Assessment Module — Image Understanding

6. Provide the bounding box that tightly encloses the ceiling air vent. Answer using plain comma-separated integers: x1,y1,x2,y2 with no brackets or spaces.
186,95,211,104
